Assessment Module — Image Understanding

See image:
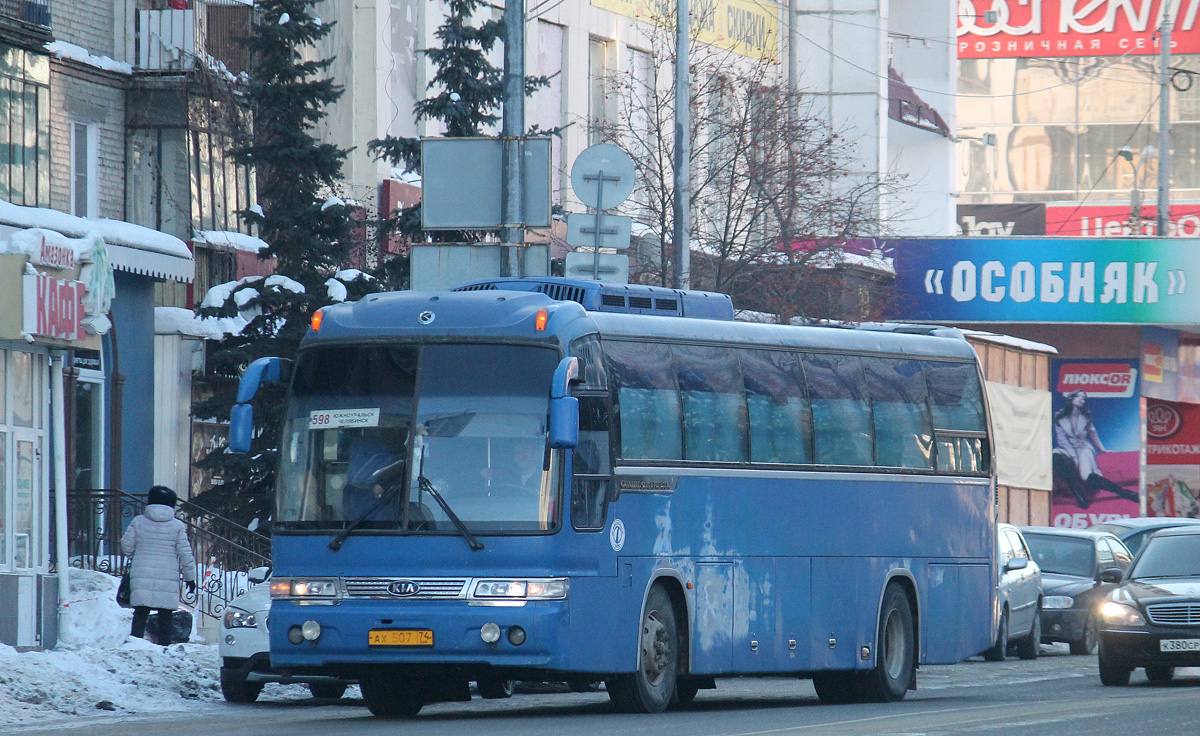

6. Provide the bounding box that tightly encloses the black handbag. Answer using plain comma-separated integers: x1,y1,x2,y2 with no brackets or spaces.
117,572,132,608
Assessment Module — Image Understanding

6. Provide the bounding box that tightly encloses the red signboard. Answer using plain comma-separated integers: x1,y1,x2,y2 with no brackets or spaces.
1045,204,1200,237
1055,362,1138,396
958,0,1200,59
23,272,85,342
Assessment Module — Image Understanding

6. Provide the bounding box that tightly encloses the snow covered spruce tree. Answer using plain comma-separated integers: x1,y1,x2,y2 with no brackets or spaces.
368,0,548,248
192,0,380,530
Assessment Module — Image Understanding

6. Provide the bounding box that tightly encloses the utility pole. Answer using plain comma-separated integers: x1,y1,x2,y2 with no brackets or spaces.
673,0,690,289
1157,8,1172,237
501,0,526,276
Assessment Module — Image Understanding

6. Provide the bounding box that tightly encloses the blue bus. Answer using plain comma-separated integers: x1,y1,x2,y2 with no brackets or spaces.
230,278,997,716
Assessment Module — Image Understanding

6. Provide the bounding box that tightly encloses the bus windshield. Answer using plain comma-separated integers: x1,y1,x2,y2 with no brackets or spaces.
276,342,562,534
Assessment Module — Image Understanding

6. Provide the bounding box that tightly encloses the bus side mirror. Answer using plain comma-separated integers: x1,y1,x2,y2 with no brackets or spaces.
229,403,254,453
549,396,579,449
237,356,292,403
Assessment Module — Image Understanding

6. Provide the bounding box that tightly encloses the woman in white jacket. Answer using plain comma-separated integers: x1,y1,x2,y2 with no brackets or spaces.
121,486,197,644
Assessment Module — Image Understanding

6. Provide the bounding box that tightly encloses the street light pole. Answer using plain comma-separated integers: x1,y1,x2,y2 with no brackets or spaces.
1157,9,1172,236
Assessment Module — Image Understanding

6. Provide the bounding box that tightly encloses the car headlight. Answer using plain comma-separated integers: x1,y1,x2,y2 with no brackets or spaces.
1100,601,1146,626
270,577,340,599
472,578,568,600
223,607,258,629
1043,595,1075,609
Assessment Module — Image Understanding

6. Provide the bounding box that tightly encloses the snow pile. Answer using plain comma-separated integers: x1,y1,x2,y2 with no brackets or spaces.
44,41,133,75
155,307,248,339
326,278,348,302
200,276,264,310
0,571,222,728
265,275,305,294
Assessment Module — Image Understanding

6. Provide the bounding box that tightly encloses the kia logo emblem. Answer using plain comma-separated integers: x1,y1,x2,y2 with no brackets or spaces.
388,580,420,597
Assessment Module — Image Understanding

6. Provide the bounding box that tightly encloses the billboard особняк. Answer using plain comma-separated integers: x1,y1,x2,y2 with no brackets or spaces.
1051,359,1141,528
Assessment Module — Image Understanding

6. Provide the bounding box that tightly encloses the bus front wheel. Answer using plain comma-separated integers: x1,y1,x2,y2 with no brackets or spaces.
360,671,424,717
857,583,916,703
607,584,679,713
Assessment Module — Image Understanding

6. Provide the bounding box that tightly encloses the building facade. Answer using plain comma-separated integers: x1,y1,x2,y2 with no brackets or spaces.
0,0,243,649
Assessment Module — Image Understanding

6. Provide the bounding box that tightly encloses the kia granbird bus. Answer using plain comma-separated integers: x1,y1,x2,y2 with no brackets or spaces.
229,278,997,717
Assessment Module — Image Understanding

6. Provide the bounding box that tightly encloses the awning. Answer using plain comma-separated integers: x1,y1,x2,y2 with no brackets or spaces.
0,199,193,282
888,66,951,139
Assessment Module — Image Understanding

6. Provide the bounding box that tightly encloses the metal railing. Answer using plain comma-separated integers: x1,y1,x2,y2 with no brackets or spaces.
0,0,51,28
53,488,271,629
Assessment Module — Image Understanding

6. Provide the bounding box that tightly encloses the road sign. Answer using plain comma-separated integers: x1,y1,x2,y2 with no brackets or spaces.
421,137,552,229
564,251,629,283
570,144,635,210
566,212,632,250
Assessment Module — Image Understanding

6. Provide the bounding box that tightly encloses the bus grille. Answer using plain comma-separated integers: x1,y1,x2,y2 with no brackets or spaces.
1146,603,1200,625
343,578,468,599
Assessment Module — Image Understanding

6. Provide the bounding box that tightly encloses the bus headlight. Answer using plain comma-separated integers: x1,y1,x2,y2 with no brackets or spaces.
472,578,568,600
271,578,340,599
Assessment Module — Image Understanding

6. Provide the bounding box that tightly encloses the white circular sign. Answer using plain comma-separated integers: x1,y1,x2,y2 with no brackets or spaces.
609,519,626,552
570,143,635,209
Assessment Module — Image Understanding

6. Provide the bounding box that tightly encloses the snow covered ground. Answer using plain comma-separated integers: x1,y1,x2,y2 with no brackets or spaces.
0,570,315,729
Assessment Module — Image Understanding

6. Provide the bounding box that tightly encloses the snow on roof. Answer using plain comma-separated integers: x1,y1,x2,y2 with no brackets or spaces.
0,199,190,260
155,306,248,338
44,41,133,75
1,228,98,261
809,249,896,277
961,329,1059,354
194,230,269,254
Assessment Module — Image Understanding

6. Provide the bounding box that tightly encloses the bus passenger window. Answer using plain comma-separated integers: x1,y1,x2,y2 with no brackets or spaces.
923,361,989,474
740,349,812,464
802,353,873,466
604,340,682,461
673,344,748,462
862,357,934,469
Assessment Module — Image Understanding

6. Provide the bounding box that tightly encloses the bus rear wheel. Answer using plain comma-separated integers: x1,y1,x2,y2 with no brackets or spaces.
360,671,424,717
607,584,678,713
856,583,915,703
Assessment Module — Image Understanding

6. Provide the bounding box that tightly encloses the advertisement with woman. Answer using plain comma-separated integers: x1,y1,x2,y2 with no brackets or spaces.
1051,360,1141,527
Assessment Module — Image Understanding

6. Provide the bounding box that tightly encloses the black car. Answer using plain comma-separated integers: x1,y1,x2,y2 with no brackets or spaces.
1088,517,1200,556
1020,527,1133,654
1098,526,1200,685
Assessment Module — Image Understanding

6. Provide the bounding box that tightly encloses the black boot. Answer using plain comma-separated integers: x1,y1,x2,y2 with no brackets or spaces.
1071,485,1092,509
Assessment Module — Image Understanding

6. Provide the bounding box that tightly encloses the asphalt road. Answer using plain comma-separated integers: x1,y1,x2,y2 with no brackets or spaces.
13,647,1200,735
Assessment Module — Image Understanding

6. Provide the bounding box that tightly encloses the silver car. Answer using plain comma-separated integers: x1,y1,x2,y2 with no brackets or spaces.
218,567,355,703
983,523,1043,660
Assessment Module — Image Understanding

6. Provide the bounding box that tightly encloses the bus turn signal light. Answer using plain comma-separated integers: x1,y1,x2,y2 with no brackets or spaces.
535,308,548,331
311,309,325,332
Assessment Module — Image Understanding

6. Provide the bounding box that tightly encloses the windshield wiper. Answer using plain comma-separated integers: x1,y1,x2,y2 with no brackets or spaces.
328,460,406,552
416,447,483,551
419,474,484,552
